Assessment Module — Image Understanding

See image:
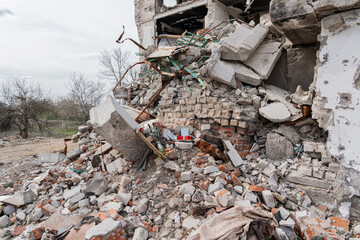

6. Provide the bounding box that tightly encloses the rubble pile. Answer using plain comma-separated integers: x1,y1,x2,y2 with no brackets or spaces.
0,97,356,239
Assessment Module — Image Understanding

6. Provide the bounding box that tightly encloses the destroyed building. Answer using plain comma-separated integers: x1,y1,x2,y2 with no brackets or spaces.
1,0,360,239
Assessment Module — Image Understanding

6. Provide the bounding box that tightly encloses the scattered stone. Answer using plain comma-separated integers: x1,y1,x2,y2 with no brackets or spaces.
204,166,219,174
84,173,109,196
0,216,10,228
179,184,195,196
3,205,15,215
116,192,132,205
181,171,193,181
262,190,276,208
133,227,148,240
182,216,200,231
100,202,123,212
266,133,294,160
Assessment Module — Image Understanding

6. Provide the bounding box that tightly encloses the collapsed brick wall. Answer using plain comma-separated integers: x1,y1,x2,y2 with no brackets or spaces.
156,80,259,158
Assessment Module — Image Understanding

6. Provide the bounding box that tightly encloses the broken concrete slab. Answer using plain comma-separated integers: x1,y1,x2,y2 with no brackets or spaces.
1,195,25,207
259,85,302,120
220,23,269,62
207,46,236,88
242,40,283,80
310,0,360,18
41,212,82,231
286,174,332,189
67,148,81,160
230,62,262,86
38,153,65,163
266,133,294,160
224,140,243,167
90,95,150,163
64,186,82,201
259,102,291,122
270,0,320,45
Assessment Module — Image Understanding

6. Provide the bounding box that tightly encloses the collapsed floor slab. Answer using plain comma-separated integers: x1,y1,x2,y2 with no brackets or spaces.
242,40,283,80
219,22,268,62
90,95,150,163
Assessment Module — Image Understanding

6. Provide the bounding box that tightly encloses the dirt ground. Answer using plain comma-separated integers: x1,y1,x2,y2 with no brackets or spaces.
0,138,78,163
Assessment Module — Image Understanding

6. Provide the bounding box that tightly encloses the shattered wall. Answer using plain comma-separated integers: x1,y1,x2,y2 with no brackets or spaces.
313,9,360,196
130,0,360,220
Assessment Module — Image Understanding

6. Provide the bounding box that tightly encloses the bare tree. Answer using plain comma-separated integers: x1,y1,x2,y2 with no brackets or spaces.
0,78,52,138
98,47,138,85
66,72,105,122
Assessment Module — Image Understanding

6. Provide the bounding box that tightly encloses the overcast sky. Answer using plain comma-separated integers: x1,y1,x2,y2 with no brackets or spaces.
0,0,138,97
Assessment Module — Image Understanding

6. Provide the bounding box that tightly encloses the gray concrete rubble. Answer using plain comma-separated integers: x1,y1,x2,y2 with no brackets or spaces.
219,22,269,62
90,95,150,163
242,40,283,79
38,153,65,163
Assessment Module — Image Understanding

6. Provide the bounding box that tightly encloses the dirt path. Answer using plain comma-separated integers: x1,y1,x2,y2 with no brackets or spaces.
0,138,78,163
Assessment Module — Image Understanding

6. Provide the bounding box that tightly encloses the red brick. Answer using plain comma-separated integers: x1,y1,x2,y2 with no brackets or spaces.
225,132,232,137
210,124,220,131
198,180,209,192
231,173,241,186
233,169,241,177
237,128,247,135
220,126,236,133
218,165,226,172
239,144,252,151
236,139,252,144
13,225,27,237
239,151,250,159
330,216,349,231
249,185,264,192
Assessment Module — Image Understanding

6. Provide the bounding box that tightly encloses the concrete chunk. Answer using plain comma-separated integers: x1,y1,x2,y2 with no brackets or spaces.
85,218,125,240
262,190,276,208
224,140,244,167
207,51,236,88
84,173,109,196
90,95,150,163
64,186,82,201
270,0,320,45
38,152,65,163
242,40,283,79
133,227,148,240
266,133,294,160
220,23,268,61
259,102,291,122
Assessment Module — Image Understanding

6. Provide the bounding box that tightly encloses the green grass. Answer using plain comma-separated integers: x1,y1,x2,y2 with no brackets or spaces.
0,120,81,139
